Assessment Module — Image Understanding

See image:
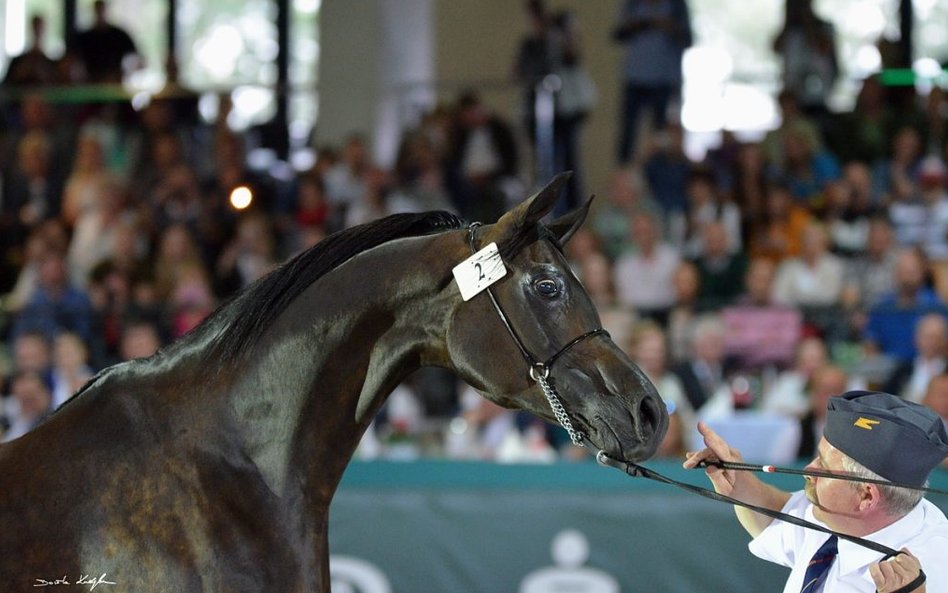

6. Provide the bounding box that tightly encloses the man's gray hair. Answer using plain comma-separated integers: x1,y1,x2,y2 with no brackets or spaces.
840,453,924,516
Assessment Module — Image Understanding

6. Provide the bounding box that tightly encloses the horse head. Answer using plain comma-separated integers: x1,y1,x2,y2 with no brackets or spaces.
446,173,668,462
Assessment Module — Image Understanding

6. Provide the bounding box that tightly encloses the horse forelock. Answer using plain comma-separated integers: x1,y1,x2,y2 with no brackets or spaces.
200,210,464,363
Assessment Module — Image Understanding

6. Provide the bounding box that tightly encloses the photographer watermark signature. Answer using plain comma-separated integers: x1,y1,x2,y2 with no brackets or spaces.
33,573,116,591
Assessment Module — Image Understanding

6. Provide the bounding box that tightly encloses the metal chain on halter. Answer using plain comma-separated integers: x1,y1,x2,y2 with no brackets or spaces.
530,364,586,447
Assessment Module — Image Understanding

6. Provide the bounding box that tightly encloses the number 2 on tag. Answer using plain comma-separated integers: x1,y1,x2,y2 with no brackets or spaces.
453,242,507,301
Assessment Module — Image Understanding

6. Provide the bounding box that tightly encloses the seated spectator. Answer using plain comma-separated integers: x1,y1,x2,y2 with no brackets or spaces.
841,216,897,314
819,176,873,257
7,330,53,392
773,120,841,208
627,321,688,457
748,180,812,265
674,167,742,258
772,221,844,308
643,125,690,217
119,320,163,361
795,364,849,459
61,133,113,230
691,221,747,310
667,261,701,364
883,312,948,404
722,258,802,371
590,167,662,261
613,211,681,323
760,336,829,418
167,263,215,339
11,250,93,344
671,314,735,414
864,247,948,364
922,374,948,426
2,220,68,314
389,130,454,215
576,251,636,348
1,130,64,249
877,124,923,208
215,213,278,298
50,331,93,409
324,133,373,228
1,371,52,443
67,178,137,288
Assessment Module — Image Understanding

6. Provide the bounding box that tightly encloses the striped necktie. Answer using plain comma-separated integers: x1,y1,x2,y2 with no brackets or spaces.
801,535,838,593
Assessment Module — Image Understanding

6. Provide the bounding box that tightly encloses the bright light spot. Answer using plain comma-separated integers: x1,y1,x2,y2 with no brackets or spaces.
5,1,26,54
843,4,885,37
295,0,322,13
683,46,733,85
721,83,779,132
291,148,317,172
198,93,220,123
914,57,943,80
230,186,253,210
230,86,275,130
854,45,882,78
195,24,244,82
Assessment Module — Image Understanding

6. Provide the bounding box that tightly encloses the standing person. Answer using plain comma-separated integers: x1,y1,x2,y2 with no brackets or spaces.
1,14,58,88
772,0,839,120
70,0,141,84
685,390,948,593
613,0,692,165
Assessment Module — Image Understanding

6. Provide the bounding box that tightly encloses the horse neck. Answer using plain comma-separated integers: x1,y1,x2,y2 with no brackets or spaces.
226,232,460,500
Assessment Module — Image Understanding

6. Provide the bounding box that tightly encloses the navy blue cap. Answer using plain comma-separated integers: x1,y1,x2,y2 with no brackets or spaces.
824,391,948,487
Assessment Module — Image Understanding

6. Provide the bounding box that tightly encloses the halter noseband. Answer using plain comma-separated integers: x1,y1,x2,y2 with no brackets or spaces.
467,222,608,445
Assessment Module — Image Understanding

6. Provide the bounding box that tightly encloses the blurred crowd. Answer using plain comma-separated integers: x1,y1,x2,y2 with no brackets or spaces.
3,2,948,467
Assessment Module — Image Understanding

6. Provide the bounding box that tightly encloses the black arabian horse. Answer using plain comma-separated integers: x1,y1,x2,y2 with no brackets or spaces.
0,174,667,592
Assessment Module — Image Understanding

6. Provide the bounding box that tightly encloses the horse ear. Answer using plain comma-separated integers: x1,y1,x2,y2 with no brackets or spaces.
546,196,593,245
492,172,571,236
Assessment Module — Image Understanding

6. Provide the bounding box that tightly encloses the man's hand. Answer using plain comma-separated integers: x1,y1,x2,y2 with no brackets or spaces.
870,549,925,593
682,421,745,496
683,421,790,538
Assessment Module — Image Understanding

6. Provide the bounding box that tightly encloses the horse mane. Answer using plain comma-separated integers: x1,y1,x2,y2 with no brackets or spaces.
205,210,464,363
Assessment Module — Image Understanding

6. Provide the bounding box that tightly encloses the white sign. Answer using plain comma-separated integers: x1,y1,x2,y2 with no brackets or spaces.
453,242,507,301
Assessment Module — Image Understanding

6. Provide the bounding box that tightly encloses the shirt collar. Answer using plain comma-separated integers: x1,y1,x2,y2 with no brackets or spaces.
832,503,924,576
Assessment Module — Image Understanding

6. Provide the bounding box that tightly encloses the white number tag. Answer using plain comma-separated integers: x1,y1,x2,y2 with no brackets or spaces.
453,242,507,301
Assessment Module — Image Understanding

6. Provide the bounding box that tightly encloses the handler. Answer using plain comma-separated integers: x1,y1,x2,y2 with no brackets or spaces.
684,390,948,593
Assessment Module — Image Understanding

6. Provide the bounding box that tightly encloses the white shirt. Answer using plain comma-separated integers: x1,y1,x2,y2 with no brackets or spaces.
613,243,681,311
749,491,948,593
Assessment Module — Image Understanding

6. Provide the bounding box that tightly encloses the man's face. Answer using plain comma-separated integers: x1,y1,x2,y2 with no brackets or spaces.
803,438,864,526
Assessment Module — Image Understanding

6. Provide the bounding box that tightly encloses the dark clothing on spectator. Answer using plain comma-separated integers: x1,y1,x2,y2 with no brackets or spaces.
71,24,138,83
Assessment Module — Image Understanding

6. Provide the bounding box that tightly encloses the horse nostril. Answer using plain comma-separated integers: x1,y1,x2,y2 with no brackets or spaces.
637,394,663,439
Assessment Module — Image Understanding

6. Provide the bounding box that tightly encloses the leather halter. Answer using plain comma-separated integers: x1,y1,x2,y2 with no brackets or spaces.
466,222,608,381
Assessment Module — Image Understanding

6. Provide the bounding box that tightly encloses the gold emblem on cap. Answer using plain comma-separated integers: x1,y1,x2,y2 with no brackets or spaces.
854,417,881,430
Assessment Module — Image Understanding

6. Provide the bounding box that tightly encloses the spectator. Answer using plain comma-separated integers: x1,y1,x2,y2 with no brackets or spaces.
627,320,688,457
773,120,841,208
61,133,114,230
215,213,278,298
446,92,520,223
50,331,93,409
324,133,374,229
389,131,453,216
772,221,844,308
11,250,93,344
841,217,898,314
613,0,692,164
864,247,948,364
922,374,948,427
589,167,662,261
690,221,747,311
883,313,948,404
771,0,839,118
728,142,769,244
761,90,824,174
880,125,924,212
722,257,803,371
119,320,162,361
70,0,141,84
1,14,58,88
613,211,681,322
8,330,54,391
643,124,691,217
748,180,812,265
795,364,850,459
760,336,830,419
576,250,636,349
671,314,734,414
1,371,53,443
825,75,896,165
67,178,136,288
1,131,64,249
666,261,701,363
675,167,742,258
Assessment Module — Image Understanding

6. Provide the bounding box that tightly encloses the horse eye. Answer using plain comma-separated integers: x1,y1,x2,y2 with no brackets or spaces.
534,279,560,297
